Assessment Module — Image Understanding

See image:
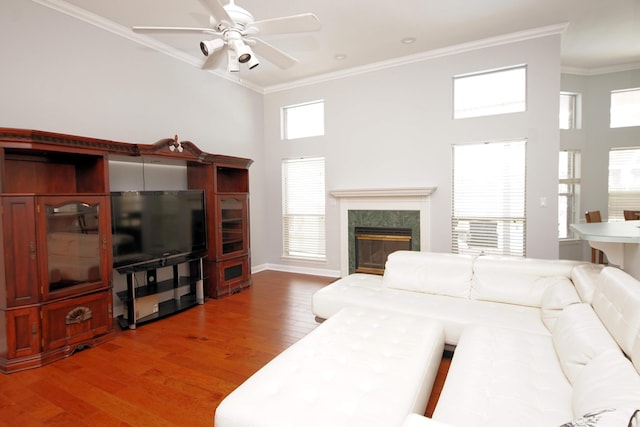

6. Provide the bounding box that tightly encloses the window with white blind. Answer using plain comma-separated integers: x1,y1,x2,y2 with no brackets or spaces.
611,88,640,128
453,65,527,119
282,157,326,260
281,100,325,140
608,147,640,220
559,150,581,238
452,139,527,256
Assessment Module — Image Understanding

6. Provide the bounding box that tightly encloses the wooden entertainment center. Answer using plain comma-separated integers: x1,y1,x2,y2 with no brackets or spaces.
0,128,252,373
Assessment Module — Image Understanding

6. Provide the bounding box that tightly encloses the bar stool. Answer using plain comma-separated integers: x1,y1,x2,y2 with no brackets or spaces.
585,211,605,264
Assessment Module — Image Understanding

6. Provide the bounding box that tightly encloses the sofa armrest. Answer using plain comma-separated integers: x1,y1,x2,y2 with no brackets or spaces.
402,414,456,427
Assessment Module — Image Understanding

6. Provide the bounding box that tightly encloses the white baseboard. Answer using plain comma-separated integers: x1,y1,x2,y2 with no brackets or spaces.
252,263,341,278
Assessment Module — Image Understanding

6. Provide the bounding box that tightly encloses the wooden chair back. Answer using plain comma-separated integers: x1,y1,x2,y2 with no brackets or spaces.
584,210,604,264
624,210,640,221
585,211,602,223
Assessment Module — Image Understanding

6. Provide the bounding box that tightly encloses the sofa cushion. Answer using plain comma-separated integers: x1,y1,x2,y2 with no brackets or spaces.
570,263,604,304
471,256,579,307
591,267,640,359
312,276,548,346
433,325,573,427
572,349,640,417
552,303,620,383
541,280,581,331
383,251,474,298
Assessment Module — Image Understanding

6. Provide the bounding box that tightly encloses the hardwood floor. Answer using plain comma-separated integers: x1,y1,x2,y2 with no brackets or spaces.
0,271,449,426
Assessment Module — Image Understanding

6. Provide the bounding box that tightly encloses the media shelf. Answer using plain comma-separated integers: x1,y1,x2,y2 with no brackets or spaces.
115,254,205,329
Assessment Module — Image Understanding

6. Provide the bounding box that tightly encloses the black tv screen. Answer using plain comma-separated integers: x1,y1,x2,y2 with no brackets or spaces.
111,190,207,269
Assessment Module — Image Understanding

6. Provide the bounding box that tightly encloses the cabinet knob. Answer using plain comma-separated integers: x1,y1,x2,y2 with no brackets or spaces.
31,323,37,336
29,242,36,259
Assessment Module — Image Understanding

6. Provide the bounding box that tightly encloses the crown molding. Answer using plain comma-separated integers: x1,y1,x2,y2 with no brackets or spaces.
562,62,640,76
263,23,569,94
31,0,264,93
35,3,633,94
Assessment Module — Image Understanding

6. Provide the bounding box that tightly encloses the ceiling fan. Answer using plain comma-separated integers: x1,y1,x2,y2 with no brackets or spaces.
132,0,321,73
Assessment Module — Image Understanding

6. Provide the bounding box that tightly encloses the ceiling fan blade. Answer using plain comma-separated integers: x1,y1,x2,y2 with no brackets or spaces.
250,38,298,69
251,13,320,35
132,26,220,36
198,0,233,26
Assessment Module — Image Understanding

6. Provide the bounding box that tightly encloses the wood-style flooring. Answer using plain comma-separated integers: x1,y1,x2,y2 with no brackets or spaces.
0,270,450,426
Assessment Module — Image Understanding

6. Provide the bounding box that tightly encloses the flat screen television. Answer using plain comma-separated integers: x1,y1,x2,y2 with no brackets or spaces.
111,190,207,269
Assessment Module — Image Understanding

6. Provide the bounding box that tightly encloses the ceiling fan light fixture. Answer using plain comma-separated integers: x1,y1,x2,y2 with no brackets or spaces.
233,41,253,63
246,54,259,69
227,49,240,72
200,38,225,56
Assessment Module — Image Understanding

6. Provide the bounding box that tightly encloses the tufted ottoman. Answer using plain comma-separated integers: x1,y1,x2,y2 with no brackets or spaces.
214,306,445,427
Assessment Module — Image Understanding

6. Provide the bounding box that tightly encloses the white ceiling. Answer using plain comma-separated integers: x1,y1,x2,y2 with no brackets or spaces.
39,0,640,91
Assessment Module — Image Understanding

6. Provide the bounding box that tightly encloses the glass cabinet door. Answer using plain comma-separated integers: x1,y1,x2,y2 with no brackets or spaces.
40,196,108,300
219,195,247,256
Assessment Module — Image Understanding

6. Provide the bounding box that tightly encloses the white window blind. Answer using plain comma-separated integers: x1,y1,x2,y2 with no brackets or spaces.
453,65,527,119
558,150,581,238
452,139,526,256
608,147,640,220
282,157,326,260
281,100,325,140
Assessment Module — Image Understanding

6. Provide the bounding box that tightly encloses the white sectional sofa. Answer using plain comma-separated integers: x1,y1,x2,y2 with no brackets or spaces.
312,251,640,426
313,251,585,346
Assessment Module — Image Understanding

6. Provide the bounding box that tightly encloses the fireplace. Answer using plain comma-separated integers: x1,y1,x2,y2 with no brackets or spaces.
355,227,412,275
330,187,437,276
348,210,420,274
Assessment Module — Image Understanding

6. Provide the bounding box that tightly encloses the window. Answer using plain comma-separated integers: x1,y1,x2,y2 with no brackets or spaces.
558,150,581,238
281,100,325,140
453,65,526,119
452,139,527,256
560,92,580,130
608,147,640,220
611,88,640,128
282,157,326,260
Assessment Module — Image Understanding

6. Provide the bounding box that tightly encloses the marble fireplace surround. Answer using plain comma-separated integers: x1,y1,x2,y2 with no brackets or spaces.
330,187,437,277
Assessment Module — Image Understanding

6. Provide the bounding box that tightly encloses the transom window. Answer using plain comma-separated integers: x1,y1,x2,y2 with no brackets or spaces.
610,88,640,128
453,65,527,119
281,100,325,140
560,92,580,130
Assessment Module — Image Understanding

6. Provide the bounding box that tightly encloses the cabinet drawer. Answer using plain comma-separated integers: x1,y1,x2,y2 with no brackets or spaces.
210,257,251,298
41,291,112,351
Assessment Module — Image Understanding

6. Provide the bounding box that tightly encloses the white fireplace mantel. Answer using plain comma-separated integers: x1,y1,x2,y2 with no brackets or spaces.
330,187,437,276
330,187,437,199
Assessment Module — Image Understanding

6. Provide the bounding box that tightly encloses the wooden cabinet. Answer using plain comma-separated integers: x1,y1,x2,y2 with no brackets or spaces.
0,127,253,372
0,129,115,373
188,161,252,298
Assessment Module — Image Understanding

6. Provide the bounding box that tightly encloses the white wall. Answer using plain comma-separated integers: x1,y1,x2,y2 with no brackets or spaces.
263,35,562,274
0,0,267,268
